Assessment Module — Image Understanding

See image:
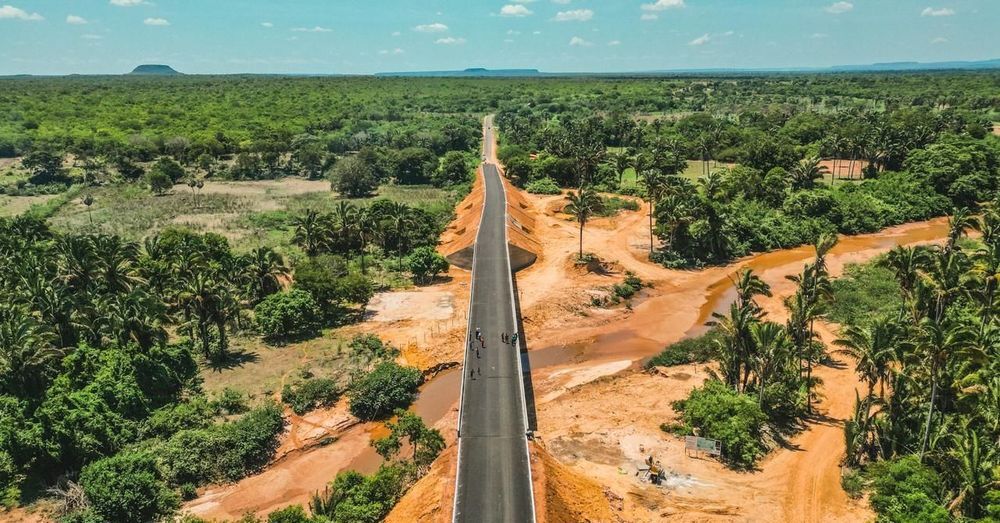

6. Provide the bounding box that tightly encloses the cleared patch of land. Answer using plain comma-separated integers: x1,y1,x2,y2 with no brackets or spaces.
0,194,58,217
46,179,458,253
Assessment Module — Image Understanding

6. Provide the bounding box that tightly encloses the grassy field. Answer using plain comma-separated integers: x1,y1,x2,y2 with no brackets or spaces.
199,331,352,400
47,179,460,255
618,159,723,188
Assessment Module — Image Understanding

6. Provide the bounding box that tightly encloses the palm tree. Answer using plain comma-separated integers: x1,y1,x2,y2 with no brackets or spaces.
947,426,996,518
971,232,1000,336
0,306,57,396
656,193,692,253
98,289,168,351
915,317,975,459
918,249,970,323
638,169,668,254
292,209,331,257
386,202,416,270
177,273,233,361
356,208,376,275
882,245,929,302
813,232,839,276
834,317,900,400
332,201,359,255
749,321,792,408
82,195,95,226
247,246,289,303
789,155,829,190
604,151,634,187
732,268,772,315
564,187,602,259
844,391,881,467
710,301,757,393
946,207,977,253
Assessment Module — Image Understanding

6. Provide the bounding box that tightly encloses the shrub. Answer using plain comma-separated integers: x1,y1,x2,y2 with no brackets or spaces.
282,378,341,415
213,387,248,415
407,246,449,285
597,196,641,216
673,380,767,470
827,261,901,326
309,465,408,523
79,451,179,523
267,505,313,523
141,397,214,439
645,329,722,368
146,169,173,195
868,455,950,523
255,289,322,340
841,469,865,499
525,177,562,195
347,362,422,421
330,155,378,197
159,402,284,485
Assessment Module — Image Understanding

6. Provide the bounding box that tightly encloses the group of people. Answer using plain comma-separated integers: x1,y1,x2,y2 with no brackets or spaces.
468,327,519,378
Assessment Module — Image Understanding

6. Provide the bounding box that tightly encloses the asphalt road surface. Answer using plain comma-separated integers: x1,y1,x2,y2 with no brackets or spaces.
452,123,535,522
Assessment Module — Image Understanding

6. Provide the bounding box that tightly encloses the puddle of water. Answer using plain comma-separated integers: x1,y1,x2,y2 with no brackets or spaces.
344,367,463,473
528,217,953,370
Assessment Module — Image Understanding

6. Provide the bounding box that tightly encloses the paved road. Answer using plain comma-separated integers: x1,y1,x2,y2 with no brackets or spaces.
452,122,535,522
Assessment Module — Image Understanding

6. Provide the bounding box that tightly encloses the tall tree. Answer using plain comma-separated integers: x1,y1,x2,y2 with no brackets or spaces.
564,187,602,258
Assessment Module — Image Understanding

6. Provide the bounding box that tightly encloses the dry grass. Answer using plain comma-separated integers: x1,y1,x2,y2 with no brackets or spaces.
0,194,58,217
199,331,353,400
46,179,458,254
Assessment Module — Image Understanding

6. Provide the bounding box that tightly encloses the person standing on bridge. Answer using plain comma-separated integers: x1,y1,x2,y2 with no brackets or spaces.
475,327,481,341
511,332,519,347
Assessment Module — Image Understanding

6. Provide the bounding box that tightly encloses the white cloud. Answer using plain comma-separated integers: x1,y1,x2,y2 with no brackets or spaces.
0,5,44,21
640,13,658,20
921,7,954,16
689,33,710,46
500,4,532,17
722,30,734,36
110,0,144,6
553,0,571,4
143,17,169,26
414,22,448,32
378,48,404,55
391,31,401,36
435,36,466,45
553,9,592,21
82,33,103,40
66,14,88,24
260,22,273,28
824,1,853,14
569,36,592,46
641,0,684,12
292,26,332,32
931,36,948,43
533,30,541,34
512,0,536,2
607,40,621,46
811,32,829,39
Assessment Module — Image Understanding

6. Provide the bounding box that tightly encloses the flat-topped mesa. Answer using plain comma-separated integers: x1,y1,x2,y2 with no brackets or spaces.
438,164,540,272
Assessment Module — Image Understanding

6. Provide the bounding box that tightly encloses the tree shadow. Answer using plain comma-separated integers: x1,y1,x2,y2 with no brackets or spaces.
206,348,260,372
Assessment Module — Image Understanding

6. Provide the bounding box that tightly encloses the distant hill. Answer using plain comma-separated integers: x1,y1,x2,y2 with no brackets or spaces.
129,64,182,76
375,67,540,78
376,59,1000,78
828,59,1000,72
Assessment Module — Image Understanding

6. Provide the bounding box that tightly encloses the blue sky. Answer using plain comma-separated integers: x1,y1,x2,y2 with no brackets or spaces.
0,1,997,74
